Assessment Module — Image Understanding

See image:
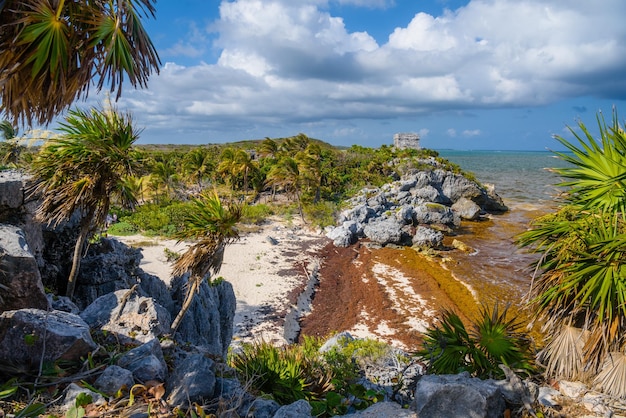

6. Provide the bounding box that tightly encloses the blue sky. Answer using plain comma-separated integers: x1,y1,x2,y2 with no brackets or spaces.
99,0,626,150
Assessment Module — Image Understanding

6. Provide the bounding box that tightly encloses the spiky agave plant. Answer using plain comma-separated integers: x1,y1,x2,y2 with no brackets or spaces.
418,304,536,379
517,108,626,396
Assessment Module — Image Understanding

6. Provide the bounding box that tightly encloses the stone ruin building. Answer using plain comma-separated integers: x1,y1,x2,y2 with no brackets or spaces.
393,132,420,150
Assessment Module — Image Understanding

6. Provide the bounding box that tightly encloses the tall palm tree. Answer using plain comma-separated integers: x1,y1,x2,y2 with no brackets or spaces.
517,108,626,396
183,147,215,189
170,191,241,333
233,149,257,194
0,0,160,126
267,156,304,221
29,104,141,298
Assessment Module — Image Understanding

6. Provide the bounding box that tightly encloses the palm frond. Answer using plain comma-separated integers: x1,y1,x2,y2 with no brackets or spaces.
594,352,626,399
539,325,588,381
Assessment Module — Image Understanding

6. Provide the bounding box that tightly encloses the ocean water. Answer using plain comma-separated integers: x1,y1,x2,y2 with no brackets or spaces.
437,150,570,206
432,150,572,317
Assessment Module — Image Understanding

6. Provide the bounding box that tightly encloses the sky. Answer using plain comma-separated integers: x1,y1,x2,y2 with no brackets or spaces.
93,0,626,150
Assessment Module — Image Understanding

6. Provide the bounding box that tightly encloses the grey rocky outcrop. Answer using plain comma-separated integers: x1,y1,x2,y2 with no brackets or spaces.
272,399,313,418
327,167,506,248
0,309,97,370
349,401,417,417
170,276,236,358
117,338,168,383
94,365,135,395
414,373,506,418
80,287,172,344
166,354,216,407
0,224,49,311
73,238,144,309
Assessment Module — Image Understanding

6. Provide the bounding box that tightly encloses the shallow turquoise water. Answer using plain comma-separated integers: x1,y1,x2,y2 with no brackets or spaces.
437,150,571,206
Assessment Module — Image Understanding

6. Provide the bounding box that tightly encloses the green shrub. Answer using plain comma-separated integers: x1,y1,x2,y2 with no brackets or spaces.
417,304,536,379
106,221,137,236
241,203,274,224
229,337,387,416
303,201,337,228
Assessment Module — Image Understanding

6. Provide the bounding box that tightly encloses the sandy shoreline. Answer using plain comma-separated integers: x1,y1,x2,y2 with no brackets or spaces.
114,219,328,347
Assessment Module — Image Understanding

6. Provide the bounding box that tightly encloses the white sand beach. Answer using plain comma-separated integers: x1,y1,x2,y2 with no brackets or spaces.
114,218,328,347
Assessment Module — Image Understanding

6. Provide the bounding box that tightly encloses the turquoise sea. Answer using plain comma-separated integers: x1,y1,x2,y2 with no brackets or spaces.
437,150,571,206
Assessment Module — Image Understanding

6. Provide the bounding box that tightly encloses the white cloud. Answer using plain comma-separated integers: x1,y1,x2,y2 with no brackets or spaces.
117,0,626,145
446,129,457,137
462,129,481,137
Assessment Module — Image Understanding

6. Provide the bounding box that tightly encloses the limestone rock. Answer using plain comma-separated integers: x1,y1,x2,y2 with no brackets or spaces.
0,224,48,311
94,365,135,395
62,383,106,412
0,169,25,209
326,221,357,247
167,354,216,407
451,197,482,221
117,339,168,383
414,373,506,418
349,401,417,417
412,226,444,248
80,289,171,344
73,238,143,309
413,203,459,227
170,278,236,358
363,218,404,246
0,309,96,370
272,399,313,418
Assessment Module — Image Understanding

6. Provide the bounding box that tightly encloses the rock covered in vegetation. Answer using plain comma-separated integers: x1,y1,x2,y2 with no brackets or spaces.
327,168,507,247
0,309,96,370
0,224,49,311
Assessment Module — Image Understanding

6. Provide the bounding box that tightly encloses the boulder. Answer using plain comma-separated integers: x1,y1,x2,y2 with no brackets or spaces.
0,169,25,209
170,278,236,358
414,373,506,418
451,197,482,221
412,226,444,248
272,399,312,418
167,354,216,407
117,338,168,383
94,365,135,395
326,221,358,247
62,383,106,412
238,397,280,418
412,185,445,204
413,203,459,227
0,309,96,370
349,401,417,417
363,218,404,246
80,288,171,344
73,238,143,309
0,224,48,311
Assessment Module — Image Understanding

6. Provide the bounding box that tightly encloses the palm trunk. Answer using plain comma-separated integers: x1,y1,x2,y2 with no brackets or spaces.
65,217,91,299
170,276,200,333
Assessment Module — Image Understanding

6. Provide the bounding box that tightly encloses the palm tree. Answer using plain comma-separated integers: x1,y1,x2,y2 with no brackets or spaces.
150,158,180,202
170,192,241,333
267,156,304,221
0,120,21,166
517,108,626,396
0,0,160,126
183,148,215,189
29,105,141,298
234,149,257,194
